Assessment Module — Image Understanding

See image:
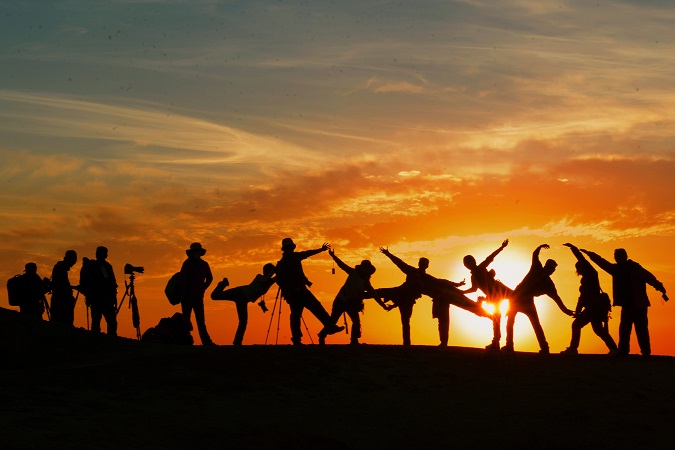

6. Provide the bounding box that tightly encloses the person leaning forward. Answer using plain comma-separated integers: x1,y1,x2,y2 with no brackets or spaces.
369,247,427,346
18,262,51,320
179,242,215,346
274,238,343,345
503,244,574,354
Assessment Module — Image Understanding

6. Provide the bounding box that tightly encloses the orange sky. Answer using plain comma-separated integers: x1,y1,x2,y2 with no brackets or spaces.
1,1,673,354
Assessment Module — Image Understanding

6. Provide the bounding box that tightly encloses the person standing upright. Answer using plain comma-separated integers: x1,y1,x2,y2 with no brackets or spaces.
50,250,78,326
179,242,215,346
79,246,118,336
580,247,668,356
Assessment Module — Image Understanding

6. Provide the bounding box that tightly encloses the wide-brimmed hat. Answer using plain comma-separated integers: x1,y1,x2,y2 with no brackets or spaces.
186,242,206,256
356,259,376,276
281,238,296,251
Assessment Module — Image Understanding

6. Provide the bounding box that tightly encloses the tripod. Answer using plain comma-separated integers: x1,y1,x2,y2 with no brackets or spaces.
264,288,314,345
117,273,141,340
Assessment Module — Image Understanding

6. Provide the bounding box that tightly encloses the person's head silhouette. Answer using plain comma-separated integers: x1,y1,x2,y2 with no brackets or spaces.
614,248,628,263
462,255,477,270
281,238,296,253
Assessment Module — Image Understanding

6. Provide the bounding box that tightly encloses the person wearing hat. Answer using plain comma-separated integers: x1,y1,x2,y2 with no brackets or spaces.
16,262,51,319
274,238,343,345
319,248,391,345
178,242,215,346
50,250,79,326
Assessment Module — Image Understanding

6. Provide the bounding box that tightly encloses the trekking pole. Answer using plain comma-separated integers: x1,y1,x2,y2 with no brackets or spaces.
276,291,283,345
265,289,281,345
86,304,90,330
343,312,349,334
43,297,51,321
301,317,314,344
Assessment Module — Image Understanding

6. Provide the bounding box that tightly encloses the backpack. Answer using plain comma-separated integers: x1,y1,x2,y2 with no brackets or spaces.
7,274,24,307
164,272,182,305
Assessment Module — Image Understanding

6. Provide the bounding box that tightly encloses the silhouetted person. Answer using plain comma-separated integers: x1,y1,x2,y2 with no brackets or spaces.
462,239,513,350
580,247,668,356
503,244,574,354
560,243,617,355
274,238,343,345
211,263,277,345
374,247,427,346
17,263,51,319
50,250,78,326
179,242,215,346
419,271,490,347
319,249,389,345
79,246,118,336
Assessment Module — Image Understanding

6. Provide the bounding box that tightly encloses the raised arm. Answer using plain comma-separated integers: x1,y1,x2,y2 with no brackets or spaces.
379,247,416,275
532,244,550,265
481,239,509,267
579,249,615,275
296,242,331,260
563,243,584,262
328,248,353,274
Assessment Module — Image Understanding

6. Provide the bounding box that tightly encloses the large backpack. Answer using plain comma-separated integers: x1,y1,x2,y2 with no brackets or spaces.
7,274,25,307
164,272,182,305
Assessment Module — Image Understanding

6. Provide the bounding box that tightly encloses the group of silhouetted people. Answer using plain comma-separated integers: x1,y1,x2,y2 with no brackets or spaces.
6,237,669,356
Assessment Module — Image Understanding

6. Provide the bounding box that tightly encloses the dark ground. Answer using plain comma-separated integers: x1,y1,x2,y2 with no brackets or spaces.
2,307,675,450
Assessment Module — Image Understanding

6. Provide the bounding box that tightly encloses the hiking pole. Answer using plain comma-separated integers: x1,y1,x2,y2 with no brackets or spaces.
301,316,314,344
43,297,51,321
343,312,349,334
265,289,281,345
276,291,283,345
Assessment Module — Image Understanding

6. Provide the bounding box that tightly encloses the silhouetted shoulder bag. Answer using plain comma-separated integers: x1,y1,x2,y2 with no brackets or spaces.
165,272,182,306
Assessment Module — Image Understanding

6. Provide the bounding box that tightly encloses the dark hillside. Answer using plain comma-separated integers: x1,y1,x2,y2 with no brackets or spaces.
2,307,674,450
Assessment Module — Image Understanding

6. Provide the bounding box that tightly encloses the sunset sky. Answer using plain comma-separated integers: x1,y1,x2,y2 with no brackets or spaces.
1,0,673,354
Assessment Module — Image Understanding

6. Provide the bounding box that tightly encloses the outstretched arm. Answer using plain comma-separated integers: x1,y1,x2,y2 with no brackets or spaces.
548,286,574,317
379,247,416,275
328,248,352,273
481,239,509,266
579,249,615,275
296,242,331,260
563,243,585,263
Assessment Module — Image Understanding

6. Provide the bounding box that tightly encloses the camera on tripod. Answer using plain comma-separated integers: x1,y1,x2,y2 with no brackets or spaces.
124,264,144,275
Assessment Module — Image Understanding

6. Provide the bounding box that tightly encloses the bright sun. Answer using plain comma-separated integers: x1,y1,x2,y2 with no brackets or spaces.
446,248,554,349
